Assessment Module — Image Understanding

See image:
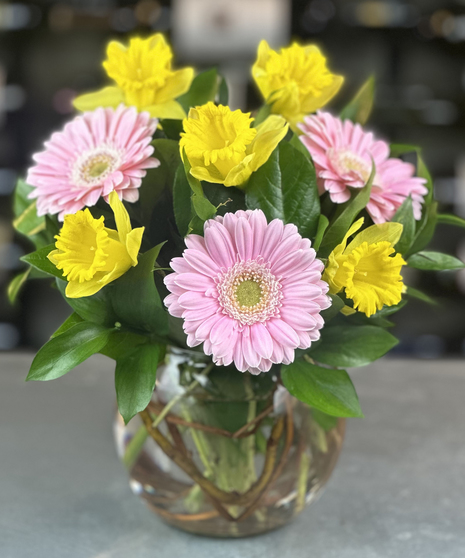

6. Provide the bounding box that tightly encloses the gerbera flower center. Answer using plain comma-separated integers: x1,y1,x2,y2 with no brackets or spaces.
235,279,262,307
72,146,122,188
181,103,257,167
216,259,282,326
328,148,371,182
52,210,109,283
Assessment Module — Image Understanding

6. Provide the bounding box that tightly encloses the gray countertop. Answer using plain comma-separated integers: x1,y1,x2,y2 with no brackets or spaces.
1,353,464,558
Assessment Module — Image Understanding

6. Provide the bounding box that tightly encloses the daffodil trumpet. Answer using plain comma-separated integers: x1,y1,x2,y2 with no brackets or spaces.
48,192,144,298
324,218,406,317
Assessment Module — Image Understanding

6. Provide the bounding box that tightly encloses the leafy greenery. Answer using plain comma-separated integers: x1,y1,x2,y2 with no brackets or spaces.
340,75,375,125
282,360,363,418
115,344,161,424
21,244,64,279
245,142,320,238
392,197,415,255
309,325,398,367
318,163,375,257
110,243,169,336
27,322,111,381
178,68,218,112
407,251,465,271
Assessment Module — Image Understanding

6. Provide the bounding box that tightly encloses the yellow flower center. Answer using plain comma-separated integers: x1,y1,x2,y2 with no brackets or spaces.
328,148,371,182
236,279,262,307
72,146,121,188
104,35,172,94
266,43,334,99
340,241,406,317
52,210,109,283
181,103,257,168
217,259,282,326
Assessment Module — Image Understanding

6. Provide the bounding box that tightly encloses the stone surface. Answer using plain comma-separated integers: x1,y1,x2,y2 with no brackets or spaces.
1,353,464,558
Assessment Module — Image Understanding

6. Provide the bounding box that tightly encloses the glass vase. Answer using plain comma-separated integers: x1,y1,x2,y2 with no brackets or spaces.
114,347,345,537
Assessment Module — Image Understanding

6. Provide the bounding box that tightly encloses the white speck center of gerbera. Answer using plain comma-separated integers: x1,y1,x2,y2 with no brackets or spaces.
216,258,282,326
328,148,371,182
72,145,122,187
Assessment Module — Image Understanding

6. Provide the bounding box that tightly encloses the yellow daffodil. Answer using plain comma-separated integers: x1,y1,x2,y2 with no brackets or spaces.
48,192,144,298
180,102,288,187
73,34,194,120
324,218,406,317
252,40,344,130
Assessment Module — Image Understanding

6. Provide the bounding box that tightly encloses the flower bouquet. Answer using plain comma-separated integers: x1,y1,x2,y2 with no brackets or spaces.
10,34,464,537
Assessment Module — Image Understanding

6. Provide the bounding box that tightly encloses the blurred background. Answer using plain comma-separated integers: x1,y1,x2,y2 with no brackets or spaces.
0,0,464,357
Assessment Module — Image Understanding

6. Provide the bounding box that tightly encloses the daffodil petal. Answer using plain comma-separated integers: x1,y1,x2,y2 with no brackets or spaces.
249,116,288,173
73,86,124,112
223,154,256,187
156,68,195,104
345,222,403,253
340,218,365,254
146,100,186,120
126,227,145,266
301,74,344,114
65,279,104,299
108,191,131,243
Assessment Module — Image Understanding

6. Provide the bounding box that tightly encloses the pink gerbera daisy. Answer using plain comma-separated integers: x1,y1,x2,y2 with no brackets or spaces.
27,105,159,220
164,210,330,374
298,111,428,223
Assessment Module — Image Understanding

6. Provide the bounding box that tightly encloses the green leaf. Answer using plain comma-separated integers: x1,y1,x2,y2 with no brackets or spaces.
218,75,229,105
245,144,320,238
173,164,193,237
407,251,465,271
407,202,437,257
417,153,433,205
21,244,64,279
27,322,111,381
56,278,117,326
392,197,415,255
181,149,217,222
313,214,329,251
281,360,363,418
110,244,169,335
289,132,312,160
159,119,183,141
309,325,398,367
318,163,375,257
7,268,31,303
13,179,47,244
437,213,465,228
253,104,271,127
202,182,246,216
177,68,218,112
115,344,161,424
100,329,149,360
50,312,84,338
279,142,320,238
321,293,345,321
245,148,282,220
389,143,421,157
406,286,437,305
340,76,375,125
192,193,217,221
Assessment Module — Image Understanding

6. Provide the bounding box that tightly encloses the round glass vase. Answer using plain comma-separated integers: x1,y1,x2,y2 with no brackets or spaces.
114,347,345,538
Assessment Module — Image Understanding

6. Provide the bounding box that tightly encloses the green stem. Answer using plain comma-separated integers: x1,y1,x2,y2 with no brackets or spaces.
243,374,257,485
151,361,214,430
123,425,148,469
295,452,310,515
